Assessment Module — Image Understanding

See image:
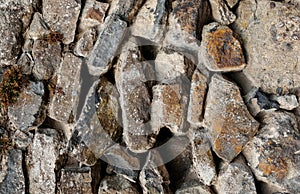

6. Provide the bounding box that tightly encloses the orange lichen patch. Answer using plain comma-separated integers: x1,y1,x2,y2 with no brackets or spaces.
206,27,245,68
86,8,104,22
258,158,288,180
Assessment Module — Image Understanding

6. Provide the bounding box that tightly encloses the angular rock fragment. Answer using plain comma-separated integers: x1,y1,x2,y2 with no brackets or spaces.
233,0,300,94
201,22,246,72
243,111,300,193
209,0,236,25
8,81,44,130
215,157,257,194
59,167,93,194
17,53,34,76
49,53,82,123
204,75,259,162
108,0,145,22
115,42,156,151
270,94,299,110
0,0,33,66
26,128,64,194
88,16,127,76
191,129,217,186
98,174,140,194
32,39,62,80
25,12,49,41
42,0,81,44
175,180,213,194
187,70,207,126
139,151,171,194
0,149,25,194
74,27,98,57
131,0,168,43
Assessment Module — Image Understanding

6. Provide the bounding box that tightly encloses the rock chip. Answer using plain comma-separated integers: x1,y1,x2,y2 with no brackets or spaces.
215,156,257,194
187,69,207,126
49,53,82,123
270,94,299,110
204,74,259,162
209,0,236,25
243,111,300,193
131,0,168,43
200,22,246,72
42,0,81,44
0,149,25,194
74,27,98,57
88,16,127,76
233,0,300,94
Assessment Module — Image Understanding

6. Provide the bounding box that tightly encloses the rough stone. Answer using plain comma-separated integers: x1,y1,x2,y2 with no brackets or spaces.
74,27,98,57
98,174,140,194
131,0,168,43
243,111,300,193
0,0,34,66
175,180,213,194
25,12,49,41
88,16,127,76
270,94,299,110
12,129,34,150
115,42,156,151
225,0,239,8
108,0,145,22
49,53,82,123
0,149,25,194
26,128,64,194
233,0,300,94
209,0,236,25
204,74,259,162
32,39,62,80
42,0,81,44
8,81,44,131
187,69,207,126
191,128,217,186
58,167,93,194
200,22,246,72
215,156,257,194
17,53,34,76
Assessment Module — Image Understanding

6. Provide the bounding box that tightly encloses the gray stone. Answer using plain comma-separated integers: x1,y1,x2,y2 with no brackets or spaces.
270,94,299,110
187,70,207,126
49,53,82,123
175,180,213,194
74,27,98,57
98,174,140,194
209,0,236,25
200,22,246,72
215,157,257,194
233,0,300,94
26,128,64,194
88,16,127,76
108,0,145,22
25,12,49,41
42,0,81,44
115,42,156,151
243,111,300,194
8,81,44,131
17,53,34,76
131,0,168,43
32,39,62,80
204,74,259,162
0,0,34,66
12,129,34,150
0,149,25,194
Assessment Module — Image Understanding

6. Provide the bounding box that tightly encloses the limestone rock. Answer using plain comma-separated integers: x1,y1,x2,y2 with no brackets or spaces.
243,111,300,193
26,128,64,194
131,0,168,43
0,0,34,66
209,0,236,25
204,74,259,162
74,27,98,57
42,0,81,44
49,53,82,123
187,70,207,126
32,39,62,80
88,16,127,76
98,175,140,194
270,94,299,110
200,22,246,72
215,157,257,194
8,81,44,130
0,149,25,194
175,180,213,194
233,0,300,94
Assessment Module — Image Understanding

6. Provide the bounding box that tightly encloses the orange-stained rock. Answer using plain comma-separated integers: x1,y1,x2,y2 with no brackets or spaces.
200,22,246,72
204,74,259,162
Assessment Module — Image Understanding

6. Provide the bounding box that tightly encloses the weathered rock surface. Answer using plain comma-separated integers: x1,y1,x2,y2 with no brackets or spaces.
204,74,259,162
0,149,25,194
175,180,213,194
187,70,207,126
233,0,300,94
270,94,299,110
25,12,49,41
215,157,257,194
201,22,246,72
108,0,145,22
42,0,81,44
74,27,98,57
209,0,236,25
26,128,64,194
243,111,300,193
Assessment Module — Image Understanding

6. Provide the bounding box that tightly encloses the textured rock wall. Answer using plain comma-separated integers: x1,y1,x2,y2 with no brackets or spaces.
0,0,300,193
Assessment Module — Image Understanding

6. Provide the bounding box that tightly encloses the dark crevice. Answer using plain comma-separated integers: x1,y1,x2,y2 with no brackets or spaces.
91,159,102,194
22,150,30,194
153,127,173,148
